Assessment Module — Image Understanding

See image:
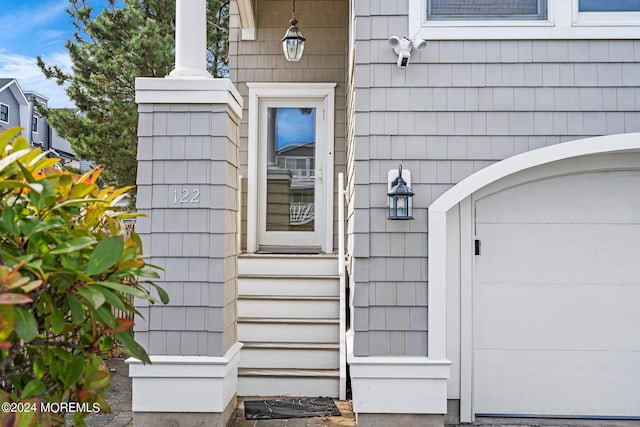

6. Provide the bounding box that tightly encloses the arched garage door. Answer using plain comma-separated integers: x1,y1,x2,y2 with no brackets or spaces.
473,168,640,418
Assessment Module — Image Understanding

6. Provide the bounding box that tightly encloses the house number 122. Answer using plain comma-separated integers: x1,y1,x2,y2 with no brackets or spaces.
173,189,200,204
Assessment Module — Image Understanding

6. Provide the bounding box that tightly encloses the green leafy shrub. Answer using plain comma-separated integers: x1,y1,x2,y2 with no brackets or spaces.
0,128,167,426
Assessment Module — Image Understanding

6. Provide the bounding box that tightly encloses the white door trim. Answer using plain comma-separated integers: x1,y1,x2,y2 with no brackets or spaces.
246,82,336,253
429,132,640,422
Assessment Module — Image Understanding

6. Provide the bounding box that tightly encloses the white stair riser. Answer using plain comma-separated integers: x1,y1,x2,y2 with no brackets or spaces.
238,277,339,297
238,299,339,319
238,323,339,343
238,376,339,398
240,348,339,369
239,257,337,276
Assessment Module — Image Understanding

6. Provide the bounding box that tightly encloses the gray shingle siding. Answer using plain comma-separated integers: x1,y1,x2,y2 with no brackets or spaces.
348,1,640,356
135,103,240,357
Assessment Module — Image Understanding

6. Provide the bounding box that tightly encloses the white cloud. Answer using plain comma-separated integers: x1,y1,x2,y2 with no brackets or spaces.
0,50,74,108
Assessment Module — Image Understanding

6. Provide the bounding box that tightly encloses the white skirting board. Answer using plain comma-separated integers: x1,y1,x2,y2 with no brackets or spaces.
346,330,451,414
127,342,243,413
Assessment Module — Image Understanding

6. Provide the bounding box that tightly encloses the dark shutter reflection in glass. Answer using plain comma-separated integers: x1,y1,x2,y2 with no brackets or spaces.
428,0,547,19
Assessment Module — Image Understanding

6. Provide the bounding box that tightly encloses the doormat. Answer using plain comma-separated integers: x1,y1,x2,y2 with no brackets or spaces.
244,397,341,420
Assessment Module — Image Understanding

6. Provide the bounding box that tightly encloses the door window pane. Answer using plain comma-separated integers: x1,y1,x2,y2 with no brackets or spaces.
266,107,316,231
428,0,547,20
579,0,640,12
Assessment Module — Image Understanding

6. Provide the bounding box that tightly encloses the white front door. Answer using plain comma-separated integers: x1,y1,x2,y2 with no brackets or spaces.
247,83,335,254
258,100,326,251
473,168,640,418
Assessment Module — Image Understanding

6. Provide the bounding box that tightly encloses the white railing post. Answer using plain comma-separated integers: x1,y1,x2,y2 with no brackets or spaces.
338,172,346,400
238,175,243,253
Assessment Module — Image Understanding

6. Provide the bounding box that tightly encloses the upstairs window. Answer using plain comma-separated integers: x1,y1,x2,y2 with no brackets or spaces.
578,0,640,11
428,0,547,20
32,116,38,133
0,104,8,123
410,0,640,39
574,0,640,25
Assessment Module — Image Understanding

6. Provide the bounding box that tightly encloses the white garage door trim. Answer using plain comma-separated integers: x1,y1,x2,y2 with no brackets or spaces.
428,132,640,423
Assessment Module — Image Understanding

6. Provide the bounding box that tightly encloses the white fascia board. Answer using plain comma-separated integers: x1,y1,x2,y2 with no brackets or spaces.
8,81,29,106
126,342,242,413
24,91,49,103
135,77,244,119
346,330,451,414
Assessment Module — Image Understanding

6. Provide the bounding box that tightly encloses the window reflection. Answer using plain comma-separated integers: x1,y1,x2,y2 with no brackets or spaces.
266,107,316,231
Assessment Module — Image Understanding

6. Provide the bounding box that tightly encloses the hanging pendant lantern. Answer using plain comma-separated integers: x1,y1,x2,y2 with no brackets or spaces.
387,165,415,220
282,0,305,61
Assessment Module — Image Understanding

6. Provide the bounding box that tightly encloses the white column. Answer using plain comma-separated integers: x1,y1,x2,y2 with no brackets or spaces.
169,0,211,78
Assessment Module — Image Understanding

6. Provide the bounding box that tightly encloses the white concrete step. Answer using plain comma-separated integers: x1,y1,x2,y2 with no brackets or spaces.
238,368,340,398
238,296,339,319
238,276,339,297
238,318,339,343
239,342,339,369
239,254,338,277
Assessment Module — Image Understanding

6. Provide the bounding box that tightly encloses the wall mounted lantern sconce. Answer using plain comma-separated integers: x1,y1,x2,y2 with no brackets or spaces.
388,36,427,68
388,165,414,220
282,0,305,61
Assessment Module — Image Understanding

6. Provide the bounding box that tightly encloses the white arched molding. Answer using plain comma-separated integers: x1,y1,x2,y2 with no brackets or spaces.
428,132,640,422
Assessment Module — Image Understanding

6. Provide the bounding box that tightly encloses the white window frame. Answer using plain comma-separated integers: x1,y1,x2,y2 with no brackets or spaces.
32,115,39,134
246,82,336,254
409,0,640,40
0,103,9,123
572,0,640,26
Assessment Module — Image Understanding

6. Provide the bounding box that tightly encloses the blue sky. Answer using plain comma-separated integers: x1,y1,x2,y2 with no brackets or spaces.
0,0,110,108
275,108,316,150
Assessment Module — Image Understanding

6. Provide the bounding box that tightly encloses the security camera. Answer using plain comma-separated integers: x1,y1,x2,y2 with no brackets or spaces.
397,50,410,68
388,36,427,68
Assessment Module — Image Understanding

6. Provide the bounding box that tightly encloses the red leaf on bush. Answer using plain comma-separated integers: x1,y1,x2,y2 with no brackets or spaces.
104,318,134,334
0,293,33,305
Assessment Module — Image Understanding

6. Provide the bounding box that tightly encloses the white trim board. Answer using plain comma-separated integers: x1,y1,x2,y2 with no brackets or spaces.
135,77,243,118
346,330,451,415
236,0,256,40
127,342,243,413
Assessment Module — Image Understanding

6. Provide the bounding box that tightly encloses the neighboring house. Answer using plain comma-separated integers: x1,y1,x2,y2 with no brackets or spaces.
130,1,640,426
0,78,81,168
0,78,29,133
